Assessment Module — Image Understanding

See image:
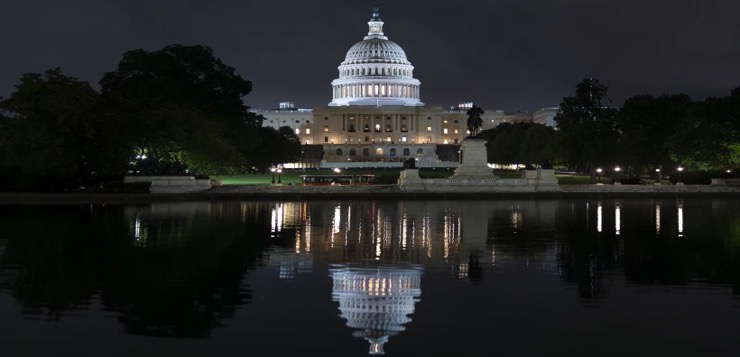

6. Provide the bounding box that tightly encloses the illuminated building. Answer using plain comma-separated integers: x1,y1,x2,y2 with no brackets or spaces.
330,265,423,355
253,6,557,166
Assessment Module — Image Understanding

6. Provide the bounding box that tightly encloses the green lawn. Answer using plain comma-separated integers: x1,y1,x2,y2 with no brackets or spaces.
213,169,615,185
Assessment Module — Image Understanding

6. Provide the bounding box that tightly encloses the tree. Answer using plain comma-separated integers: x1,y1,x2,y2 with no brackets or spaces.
466,105,484,137
667,89,740,171
617,94,691,175
248,126,302,172
555,78,619,183
0,68,114,191
99,44,262,176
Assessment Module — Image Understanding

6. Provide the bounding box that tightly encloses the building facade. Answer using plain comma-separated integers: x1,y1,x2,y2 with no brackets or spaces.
253,7,557,167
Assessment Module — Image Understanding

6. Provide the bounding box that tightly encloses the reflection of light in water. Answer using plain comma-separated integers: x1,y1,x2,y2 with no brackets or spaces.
134,217,141,239
270,203,284,237
615,202,621,236
655,203,661,234
333,204,341,235
264,247,313,279
330,265,423,355
401,213,408,249
304,216,312,253
444,212,450,260
511,206,521,229
332,204,341,248
678,202,684,237
423,216,431,258
132,216,148,247
458,262,468,278
346,205,352,247
596,202,603,233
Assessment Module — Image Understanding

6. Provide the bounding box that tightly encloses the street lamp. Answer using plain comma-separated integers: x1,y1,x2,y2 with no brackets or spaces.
270,167,276,184
655,168,661,185
677,166,684,185
277,166,283,185
596,168,603,184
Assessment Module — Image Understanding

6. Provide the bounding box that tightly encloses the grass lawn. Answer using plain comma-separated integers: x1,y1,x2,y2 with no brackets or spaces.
213,169,615,185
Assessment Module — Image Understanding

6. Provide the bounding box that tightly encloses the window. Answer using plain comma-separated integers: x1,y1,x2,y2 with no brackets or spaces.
417,148,423,155
305,128,311,134
364,124,370,132
375,124,381,132
403,148,410,156
349,148,357,156
443,120,448,124
427,117,431,120
324,137,329,143
385,124,392,132
390,148,397,157
336,148,343,156
375,148,384,155
427,126,432,132
365,136,370,142
454,129,459,134
349,124,355,132
443,128,449,134
295,120,300,123
295,128,300,134
386,136,391,142
454,120,458,123
401,125,407,132
324,117,328,120
323,126,329,132
401,136,407,142
363,148,370,156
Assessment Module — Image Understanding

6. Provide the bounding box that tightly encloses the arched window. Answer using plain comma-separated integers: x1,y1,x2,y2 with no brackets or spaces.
403,148,410,156
385,124,392,132
336,148,343,156
390,148,397,157
363,148,370,156
375,148,384,156
349,148,357,156
375,124,381,132
417,148,423,155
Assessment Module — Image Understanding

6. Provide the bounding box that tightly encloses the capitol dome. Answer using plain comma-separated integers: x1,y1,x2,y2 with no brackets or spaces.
329,6,423,107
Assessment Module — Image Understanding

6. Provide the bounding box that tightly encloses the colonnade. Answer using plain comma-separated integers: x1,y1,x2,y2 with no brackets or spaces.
332,83,420,100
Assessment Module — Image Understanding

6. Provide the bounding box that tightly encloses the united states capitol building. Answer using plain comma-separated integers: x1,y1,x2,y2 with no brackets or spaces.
253,7,557,167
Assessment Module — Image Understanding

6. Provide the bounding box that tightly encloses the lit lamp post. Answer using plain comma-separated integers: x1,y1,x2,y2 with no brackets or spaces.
655,168,661,185
270,167,276,185
677,166,684,185
277,166,283,185
596,168,603,184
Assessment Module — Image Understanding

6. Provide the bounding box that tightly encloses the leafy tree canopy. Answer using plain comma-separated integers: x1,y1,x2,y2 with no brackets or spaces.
100,44,262,175
555,78,619,180
0,68,109,191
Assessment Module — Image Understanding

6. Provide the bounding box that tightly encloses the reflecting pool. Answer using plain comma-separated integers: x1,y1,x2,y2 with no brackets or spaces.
0,198,739,356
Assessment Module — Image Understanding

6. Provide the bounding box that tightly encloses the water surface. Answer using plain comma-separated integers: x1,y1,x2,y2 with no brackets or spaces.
0,198,738,356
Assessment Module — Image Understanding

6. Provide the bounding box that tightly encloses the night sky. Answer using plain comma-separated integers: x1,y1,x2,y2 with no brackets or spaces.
1,0,739,111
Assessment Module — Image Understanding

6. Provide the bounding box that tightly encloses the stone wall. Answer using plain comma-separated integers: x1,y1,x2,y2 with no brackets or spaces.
124,176,212,194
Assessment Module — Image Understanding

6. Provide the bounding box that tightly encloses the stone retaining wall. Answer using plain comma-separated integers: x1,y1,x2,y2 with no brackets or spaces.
124,176,211,194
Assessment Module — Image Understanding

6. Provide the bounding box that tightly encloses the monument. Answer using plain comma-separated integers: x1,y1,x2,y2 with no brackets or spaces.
399,137,560,192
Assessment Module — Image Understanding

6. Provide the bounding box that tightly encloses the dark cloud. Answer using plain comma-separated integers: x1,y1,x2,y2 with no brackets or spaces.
1,0,738,111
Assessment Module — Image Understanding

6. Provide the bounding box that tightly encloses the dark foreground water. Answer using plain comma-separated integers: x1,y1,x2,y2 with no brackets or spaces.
0,198,739,357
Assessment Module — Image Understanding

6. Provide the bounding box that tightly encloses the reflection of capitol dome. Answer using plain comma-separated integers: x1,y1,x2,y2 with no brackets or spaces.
329,6,423,107
330,265,423,355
